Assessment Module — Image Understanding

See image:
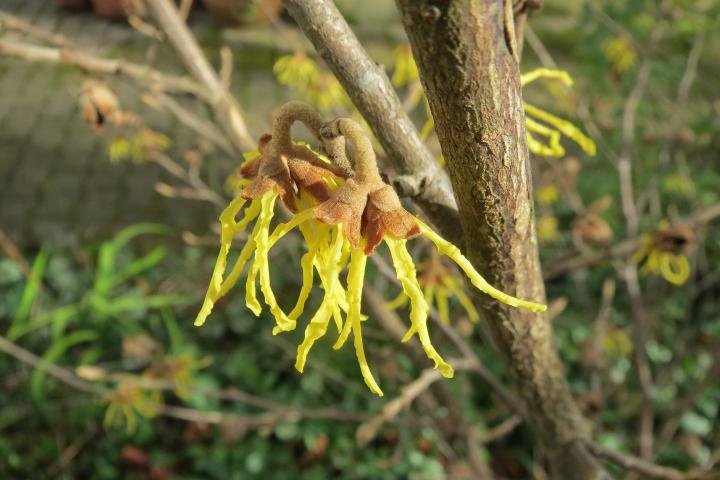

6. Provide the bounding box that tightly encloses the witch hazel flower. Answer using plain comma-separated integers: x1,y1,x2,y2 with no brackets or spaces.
195,103,546,396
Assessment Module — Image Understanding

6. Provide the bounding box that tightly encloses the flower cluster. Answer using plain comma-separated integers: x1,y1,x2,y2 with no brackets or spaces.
195,102,546,396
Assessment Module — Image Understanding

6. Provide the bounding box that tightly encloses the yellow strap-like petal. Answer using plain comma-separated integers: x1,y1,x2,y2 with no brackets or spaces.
524,103,596,156
521,68,574,87
334,247,366,350
445,277,480,323
347,247,383,396
295,225,346,371
245,193,277,316
525,116,566,157
288,222,322,321
416,219,547,313
659,253,690,286
385,291,409,311
195,196,249,326
386,238,454,378
434,287,450,325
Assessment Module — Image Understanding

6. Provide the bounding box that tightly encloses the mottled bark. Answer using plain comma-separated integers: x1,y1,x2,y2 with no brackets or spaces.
395,1,606,478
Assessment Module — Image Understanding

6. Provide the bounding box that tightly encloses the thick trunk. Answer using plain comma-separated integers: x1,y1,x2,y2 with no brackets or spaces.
396,1,606,478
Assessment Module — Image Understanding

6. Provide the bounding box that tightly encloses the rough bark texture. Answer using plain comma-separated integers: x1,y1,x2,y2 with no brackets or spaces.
282,0,463,245
396,1,606,478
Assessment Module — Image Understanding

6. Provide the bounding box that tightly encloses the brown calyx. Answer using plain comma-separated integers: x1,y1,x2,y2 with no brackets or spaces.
418,253,449,286
651,226,695,254
313,118,419,254
238,103,346,212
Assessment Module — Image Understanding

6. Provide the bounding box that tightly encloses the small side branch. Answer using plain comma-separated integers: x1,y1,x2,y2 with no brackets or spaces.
587,442,687,480
145,0,255,152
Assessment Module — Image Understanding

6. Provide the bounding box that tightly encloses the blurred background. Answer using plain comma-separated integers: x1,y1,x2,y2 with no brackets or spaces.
0,0,719,478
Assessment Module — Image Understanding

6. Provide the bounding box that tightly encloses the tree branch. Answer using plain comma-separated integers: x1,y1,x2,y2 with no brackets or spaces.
395,1,606,478
587,442,688,480
145,0,255,152
281,0,462,245
0,37,209,100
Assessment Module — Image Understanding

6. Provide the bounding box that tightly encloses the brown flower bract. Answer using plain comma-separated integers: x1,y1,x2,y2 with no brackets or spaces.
239,134,342,212
314,179,419,254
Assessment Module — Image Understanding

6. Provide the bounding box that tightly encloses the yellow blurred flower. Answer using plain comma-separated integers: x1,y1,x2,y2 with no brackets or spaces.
603,36,637,74
386,252,480,325
103,378,160,434
536,184,561,206
537,215,559,244
108,128,170,164
273,54,351,113
391,43,420,88
145,353,211,399
632,225,694,286
603,326,632,358
521,68,596,158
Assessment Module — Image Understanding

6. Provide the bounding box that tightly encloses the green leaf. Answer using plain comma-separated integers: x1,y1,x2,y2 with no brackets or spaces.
7,249,49,340
31,330,97,404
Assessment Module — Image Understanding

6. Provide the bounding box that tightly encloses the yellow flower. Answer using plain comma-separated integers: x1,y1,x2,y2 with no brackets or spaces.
632,225,694,286
103,378,161,434
196,104,546,397
537,215,559,244
521,68,596,158
108,128,170,164
391,44,420,88
603,36,637,74
536,184,561,206
386,252,479,325
273,54,351,113
144,353,211,399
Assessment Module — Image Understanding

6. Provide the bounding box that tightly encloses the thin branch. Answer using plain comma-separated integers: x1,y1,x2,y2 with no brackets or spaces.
587,442,687,480
0,229,32,278
145,0,255,152
544,203,720,280
281,0,462,245
355,358,474,446
150,90,234,155
0,37,209,100
478,414,523,444
0,334,106,395
0,12,72,47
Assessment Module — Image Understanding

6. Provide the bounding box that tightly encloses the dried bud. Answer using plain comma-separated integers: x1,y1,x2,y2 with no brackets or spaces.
651,226,694,255
572,213,613,247
79,80,119,131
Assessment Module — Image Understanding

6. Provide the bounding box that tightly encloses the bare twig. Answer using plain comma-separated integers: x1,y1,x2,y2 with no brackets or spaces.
587,442,687,480
0,38,209,100
0,334,106,395
149,152,225,207
544,203,720,280
356,358,474,446
150,91,233,155
145,0,255,152
0,12,71,47
478,414,523,444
